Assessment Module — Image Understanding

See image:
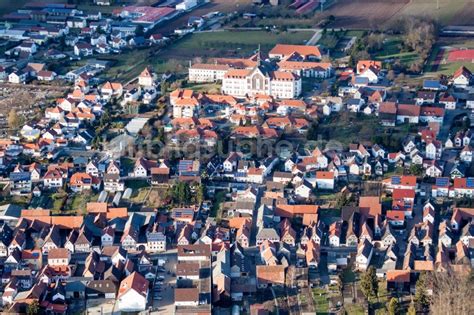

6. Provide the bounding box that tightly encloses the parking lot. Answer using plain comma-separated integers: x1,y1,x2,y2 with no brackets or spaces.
150,252,177,314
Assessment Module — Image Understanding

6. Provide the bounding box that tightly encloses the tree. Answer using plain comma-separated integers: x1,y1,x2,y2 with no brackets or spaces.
409,164,424,176
387,297,399,315
430,270,473,315
414,272,431,312
160,80,169,96
8,109,20,131
307,122,319,141
172,182,191,205
136,24,145,37
360,266,379,301
27,300,40,315
387,70,396,81
194,183,205,205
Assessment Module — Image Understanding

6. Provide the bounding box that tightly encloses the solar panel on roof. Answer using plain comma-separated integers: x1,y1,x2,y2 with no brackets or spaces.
467,178,474,188
436,177,449,187
392,176,401,184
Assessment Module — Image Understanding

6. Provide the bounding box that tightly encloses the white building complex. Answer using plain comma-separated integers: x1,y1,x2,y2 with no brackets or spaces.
188,64,230,83
222,65,302,99
188,44,331,99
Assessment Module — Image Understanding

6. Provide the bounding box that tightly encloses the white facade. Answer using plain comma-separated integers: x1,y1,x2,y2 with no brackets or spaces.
118,289,147,312
222,67,302,99
189,64,229,83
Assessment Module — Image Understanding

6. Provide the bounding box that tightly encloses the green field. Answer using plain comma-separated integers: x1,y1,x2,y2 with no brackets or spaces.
374,37,419,66
312,288,329,314
432,61,474,76
163,30,315,59
101,30,314,83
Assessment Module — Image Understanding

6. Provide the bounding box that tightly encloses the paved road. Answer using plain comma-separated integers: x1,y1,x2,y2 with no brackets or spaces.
437,108,471,141
270,287,280,315
0,82,71,91
306,29,323,46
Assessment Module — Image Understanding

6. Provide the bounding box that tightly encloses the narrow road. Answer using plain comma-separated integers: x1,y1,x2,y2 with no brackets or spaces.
306,29,323,46
249,186,262,246
0,82,71,91
437,108,471,141
271,287,280,315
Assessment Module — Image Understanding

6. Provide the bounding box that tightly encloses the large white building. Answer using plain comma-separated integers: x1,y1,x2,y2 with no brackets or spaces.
189,63,230,83
188,45,331,99
222,65,302,99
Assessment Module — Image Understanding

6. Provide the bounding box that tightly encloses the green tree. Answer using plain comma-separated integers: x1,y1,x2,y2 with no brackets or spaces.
173,182,191,205
414,272,430,312
387,297,399,315
360,266,379,301
195,183,205,205
27,300,40,315
409,164,424,176
160,80,169,96
307,122,319,141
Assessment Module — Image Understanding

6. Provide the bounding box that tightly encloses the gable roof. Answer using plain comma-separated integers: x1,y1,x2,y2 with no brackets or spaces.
397,104,421,117
269,44,321,58
118,271,148,298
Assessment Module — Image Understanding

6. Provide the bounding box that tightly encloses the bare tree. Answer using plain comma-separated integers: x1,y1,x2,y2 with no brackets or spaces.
430,270,474,315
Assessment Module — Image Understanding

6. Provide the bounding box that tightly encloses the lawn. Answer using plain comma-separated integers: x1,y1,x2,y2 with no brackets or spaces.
130,188,149,203
63,192,98,214
100,30,314,83
182,82,222,93
161,30,315,59
344,304,365,315
210,190,226,220
373,37,419,66
312,288,329,314
429,61,474,76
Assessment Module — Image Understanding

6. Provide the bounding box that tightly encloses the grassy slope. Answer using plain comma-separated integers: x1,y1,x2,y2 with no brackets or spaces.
163,30,314,58
102,30,314,83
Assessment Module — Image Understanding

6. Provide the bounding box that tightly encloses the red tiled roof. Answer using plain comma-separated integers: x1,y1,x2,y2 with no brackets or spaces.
386,270,410,282
397,104,421,117
269,44,322,58
392,188,415,199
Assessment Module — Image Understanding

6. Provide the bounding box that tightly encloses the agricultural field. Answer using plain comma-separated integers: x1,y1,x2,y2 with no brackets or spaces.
299,0,474,29
316,0,410,29
393,0,474,25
